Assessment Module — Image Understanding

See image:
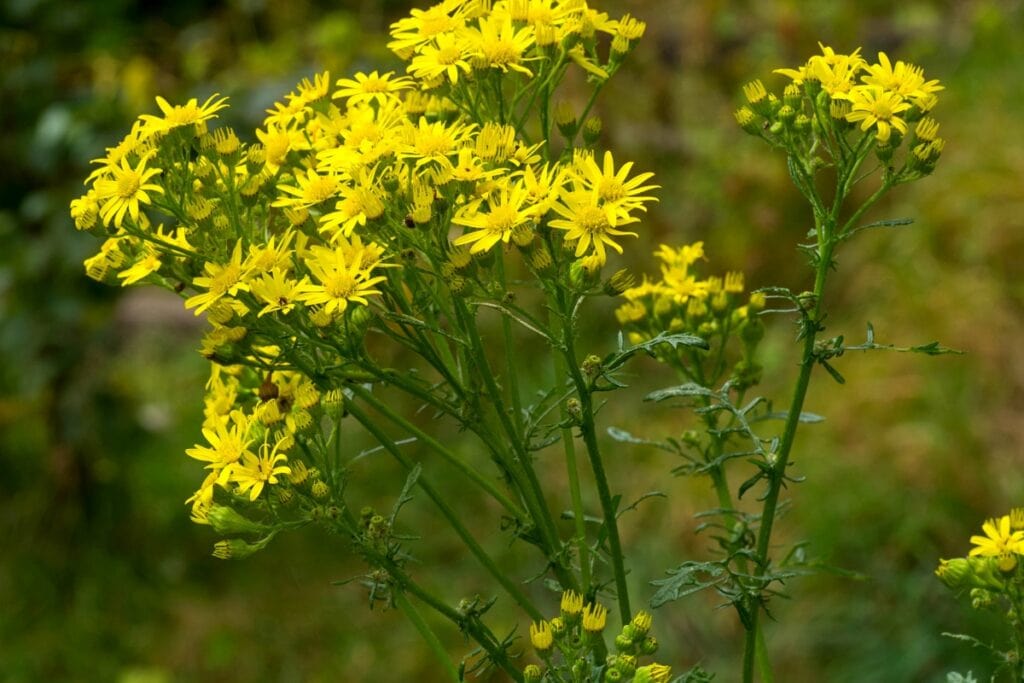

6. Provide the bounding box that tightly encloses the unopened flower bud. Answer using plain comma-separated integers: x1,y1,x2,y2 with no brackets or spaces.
582,117,602,145
604,268,636,296
523,664,543,682
208,505,271,535
639,635,659,655
634,663,671,683
311,480,329,499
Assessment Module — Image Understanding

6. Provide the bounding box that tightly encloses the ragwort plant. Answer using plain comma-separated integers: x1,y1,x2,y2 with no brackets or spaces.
70,2,948,680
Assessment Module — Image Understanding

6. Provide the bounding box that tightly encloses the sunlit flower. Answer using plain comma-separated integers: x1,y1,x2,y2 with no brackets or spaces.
333,71,414,107
92,154,164,228
845,86,911,142
185,241,251,315
453,184,533,254
549,191,639,263
139,93,229,137
231,439,291,501
970,516,1024,558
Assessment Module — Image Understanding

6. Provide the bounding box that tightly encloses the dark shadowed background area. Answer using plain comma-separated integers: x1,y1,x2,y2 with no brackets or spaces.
2,0,1023,680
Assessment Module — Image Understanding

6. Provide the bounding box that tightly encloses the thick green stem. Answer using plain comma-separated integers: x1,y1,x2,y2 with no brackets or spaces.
394,589,461,683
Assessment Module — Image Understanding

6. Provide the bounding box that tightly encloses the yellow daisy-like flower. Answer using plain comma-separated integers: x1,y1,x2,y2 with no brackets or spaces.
408,32,473,85
549,191,639,263
186,410,255,478
138,93,229,137
116,245,162,286
185,241,251,315
272,168,342,210
249,268,306,317
92,154,164,228
452,184,533,254
230,439,291,502
573,150,659,218
466,15,536,76
333,71,414,107
388,0,469,58
862,52,944,104
559,589,584,617
297,237,389,316
970,515,1024,558
845,86,911,142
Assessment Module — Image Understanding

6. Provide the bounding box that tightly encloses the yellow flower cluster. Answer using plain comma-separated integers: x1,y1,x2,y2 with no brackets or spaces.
70,0,657,521
736,44,945,177
616,242,764,387
525,592,670,682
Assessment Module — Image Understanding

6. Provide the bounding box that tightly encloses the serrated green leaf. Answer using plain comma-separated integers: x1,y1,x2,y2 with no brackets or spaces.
644,382,717,403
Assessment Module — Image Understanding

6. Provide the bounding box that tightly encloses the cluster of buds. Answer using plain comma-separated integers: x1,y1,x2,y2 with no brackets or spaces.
524,593,671,682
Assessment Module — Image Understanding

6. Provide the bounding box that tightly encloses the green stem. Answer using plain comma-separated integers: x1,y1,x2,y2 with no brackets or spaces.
345,396,542,622
496,255,525,437
551,307,592,591
394,589,461,683
741,232,833,682
452,298,577,592
560,297,631,623
350,384,526,521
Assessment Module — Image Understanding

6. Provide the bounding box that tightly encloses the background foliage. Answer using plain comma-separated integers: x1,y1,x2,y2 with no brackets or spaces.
2,0,1023,680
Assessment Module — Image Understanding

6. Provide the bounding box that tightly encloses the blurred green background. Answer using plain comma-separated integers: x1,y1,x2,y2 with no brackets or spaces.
2,0,1023,680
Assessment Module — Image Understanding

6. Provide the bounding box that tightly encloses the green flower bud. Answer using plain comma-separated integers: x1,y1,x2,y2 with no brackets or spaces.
582,117,602,145
639,635,659,655
523,664,543,683
207,505,272,536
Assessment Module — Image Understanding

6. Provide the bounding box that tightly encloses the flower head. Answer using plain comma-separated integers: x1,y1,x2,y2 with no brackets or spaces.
969,515,1024,558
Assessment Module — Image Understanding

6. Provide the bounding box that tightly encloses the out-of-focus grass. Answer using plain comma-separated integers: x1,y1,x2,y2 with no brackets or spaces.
3,0,1023,680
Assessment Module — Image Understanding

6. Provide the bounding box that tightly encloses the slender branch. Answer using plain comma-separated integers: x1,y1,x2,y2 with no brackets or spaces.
394,589,461,683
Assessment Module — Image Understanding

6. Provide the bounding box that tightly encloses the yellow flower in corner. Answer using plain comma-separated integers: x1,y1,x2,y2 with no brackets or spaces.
93,154,164,228
969,515,1024,558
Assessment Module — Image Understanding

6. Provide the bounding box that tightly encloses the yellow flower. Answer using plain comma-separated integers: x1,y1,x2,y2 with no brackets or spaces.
186,410,255,480
529,620,553,651
549,192,639,262
116,245,162,286
388,1,469,58
230,439,291,501
249,269,306,317
453,184,533,254
862,52,943,105
845,86,911,142
272,168,342,210
408,33,473,85
139,93,228,137
297,237,389,316
581,602,608,633
970,516,1024,558
572,150,659,218
634,663,672,683
185,241,251,315
560,589,583,616
465,15,536,76
92,154,164,228
333,70,414,107
319,172,387,239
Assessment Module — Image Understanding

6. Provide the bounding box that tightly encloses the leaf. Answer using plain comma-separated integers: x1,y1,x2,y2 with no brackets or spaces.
644,382,717,403
757,411,825,424
389,463,421,525
606,427,681,454
843,216,914,241
650,561,727,608
605,331,709,371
